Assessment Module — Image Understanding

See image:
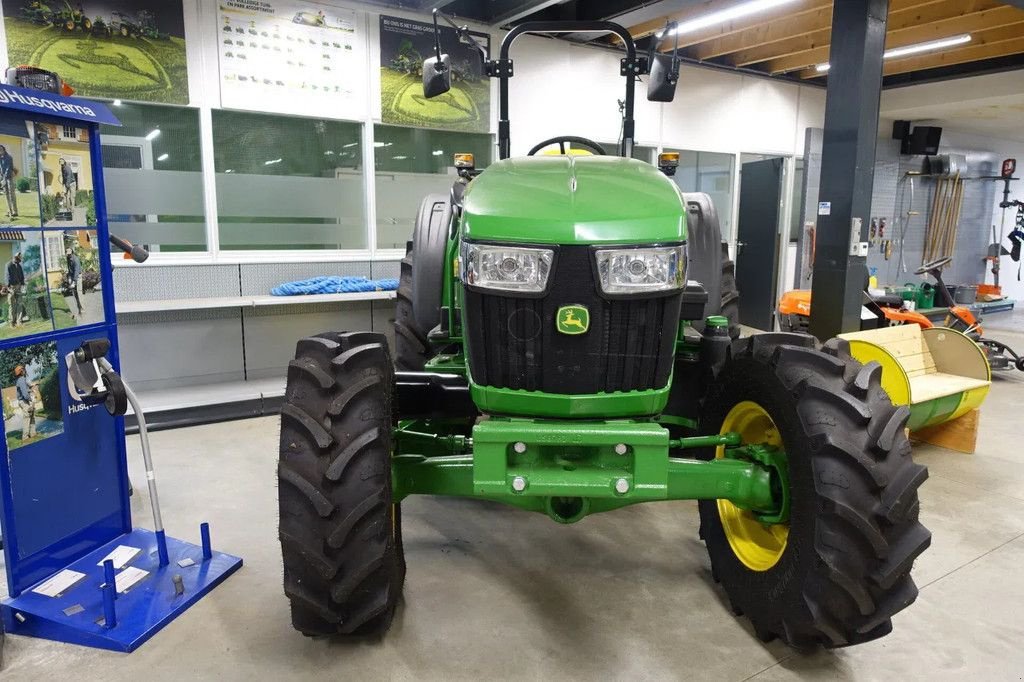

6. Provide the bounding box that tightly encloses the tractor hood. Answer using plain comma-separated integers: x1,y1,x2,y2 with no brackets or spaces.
460,156,686,245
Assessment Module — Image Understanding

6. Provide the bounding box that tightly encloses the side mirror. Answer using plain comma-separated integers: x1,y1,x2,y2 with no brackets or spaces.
422,54,451,98
647,53,679,102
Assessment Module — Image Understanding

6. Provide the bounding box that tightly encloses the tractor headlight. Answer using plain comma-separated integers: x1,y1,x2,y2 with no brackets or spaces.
595,245,685,295
461,242,554,293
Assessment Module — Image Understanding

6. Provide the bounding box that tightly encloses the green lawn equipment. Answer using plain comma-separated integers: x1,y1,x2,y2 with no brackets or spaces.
90,16,111,38
277,13,930,649
53,1,90,32
110,11,139,38
136,10,169,40
19,1,54,25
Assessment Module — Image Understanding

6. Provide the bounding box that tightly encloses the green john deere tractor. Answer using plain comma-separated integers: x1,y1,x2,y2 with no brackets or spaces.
277,14,931,649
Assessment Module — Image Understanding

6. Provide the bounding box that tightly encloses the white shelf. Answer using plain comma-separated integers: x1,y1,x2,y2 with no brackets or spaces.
116,290,396,314
125,377,285,416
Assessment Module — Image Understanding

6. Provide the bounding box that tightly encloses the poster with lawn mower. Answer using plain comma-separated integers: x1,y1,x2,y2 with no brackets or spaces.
217,0,363,120
4,1,188,104
0,120,42,229
33,121,95,228
0,231,53,341
46,229,102,330
379,14,490,133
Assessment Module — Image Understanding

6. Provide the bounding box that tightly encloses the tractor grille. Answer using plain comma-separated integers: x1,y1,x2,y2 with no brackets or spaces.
462,245,682,395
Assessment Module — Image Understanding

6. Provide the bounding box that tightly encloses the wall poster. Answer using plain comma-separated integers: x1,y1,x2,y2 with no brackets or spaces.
3,1,189,104
0,119,41,228
0,340,64,452
217,0,364,119
379,14,490,133
35,122,95,227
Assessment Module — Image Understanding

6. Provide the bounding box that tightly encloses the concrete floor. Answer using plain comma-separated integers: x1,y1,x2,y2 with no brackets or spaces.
4,324,1024,680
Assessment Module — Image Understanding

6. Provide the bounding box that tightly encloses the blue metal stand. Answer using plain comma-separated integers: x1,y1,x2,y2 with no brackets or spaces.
0,85,242,653
2,527,241,652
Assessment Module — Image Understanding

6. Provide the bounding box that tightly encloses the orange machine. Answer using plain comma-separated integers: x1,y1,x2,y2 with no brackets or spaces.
777,289,935,332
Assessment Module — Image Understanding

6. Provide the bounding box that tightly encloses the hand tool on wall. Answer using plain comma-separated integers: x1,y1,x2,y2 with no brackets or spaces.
923,163,965,267
992,159,1022,282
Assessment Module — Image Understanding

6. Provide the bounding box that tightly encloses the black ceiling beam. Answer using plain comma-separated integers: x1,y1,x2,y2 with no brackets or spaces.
882,53,1024,88
515,0,667,24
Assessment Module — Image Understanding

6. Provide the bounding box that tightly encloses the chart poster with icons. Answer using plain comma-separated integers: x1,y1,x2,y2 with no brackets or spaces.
3,0,189,104
379,14,490,133
217,1,364,119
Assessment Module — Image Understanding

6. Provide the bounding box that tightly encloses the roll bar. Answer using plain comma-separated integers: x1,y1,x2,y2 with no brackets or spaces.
428,12,649,160
496,21,644,159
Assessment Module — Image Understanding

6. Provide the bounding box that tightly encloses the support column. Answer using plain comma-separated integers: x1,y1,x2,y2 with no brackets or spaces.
808,0,889,340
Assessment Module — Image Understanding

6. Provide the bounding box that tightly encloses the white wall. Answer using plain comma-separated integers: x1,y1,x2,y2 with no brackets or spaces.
505,34,825,158
880,72,1024,301
937,130,1024,302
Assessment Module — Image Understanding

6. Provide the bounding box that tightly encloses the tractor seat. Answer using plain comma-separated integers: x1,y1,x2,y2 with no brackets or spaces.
871,293,906,309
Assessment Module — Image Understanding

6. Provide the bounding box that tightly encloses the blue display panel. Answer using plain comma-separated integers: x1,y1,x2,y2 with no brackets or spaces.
0,111,129,597
0,96,241,653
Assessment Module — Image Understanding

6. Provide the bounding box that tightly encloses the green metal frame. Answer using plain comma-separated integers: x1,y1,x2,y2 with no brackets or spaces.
393,418,784,524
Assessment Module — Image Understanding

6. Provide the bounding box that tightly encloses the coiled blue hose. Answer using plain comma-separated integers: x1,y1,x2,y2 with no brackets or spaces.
271,276,399,296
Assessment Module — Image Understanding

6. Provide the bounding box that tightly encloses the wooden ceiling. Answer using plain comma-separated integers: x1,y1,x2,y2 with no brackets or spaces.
614,0,1024,83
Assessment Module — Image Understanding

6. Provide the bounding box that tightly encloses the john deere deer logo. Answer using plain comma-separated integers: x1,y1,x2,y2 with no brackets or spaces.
556,305,589,335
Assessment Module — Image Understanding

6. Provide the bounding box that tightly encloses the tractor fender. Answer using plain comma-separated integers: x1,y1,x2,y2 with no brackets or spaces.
682,192,739,336
410,193,452,333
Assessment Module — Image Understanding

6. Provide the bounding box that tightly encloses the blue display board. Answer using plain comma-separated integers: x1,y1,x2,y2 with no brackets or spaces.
0,86,240,652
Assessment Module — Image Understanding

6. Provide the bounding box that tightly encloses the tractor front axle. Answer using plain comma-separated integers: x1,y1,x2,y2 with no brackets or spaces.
392,418,782,524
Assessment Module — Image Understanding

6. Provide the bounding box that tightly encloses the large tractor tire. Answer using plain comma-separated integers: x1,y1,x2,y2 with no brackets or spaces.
682,192,740,338
698,334,930,649
395,193,451,370
278,331,404,637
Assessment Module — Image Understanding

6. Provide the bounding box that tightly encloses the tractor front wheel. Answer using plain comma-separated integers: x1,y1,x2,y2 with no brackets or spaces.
698,335,931,649
278,331,404,637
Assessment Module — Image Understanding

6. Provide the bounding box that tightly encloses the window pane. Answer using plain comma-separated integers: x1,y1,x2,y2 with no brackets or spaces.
598,142,657,163
99,102,206,253
212,110,364,251
667,149,735,239
374,125,491,250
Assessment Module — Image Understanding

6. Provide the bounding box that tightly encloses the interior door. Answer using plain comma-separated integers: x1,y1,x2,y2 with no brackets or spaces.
735,158,783,331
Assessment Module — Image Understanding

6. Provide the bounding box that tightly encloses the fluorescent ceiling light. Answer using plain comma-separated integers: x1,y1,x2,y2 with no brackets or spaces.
432,150,444,156
815,34,971,72
392,155,408,160
264,158,282,165
343,142,358,148
145,128,161,140
884,33,971,59
667,0,798,36
225,169,233,173
157,153,169,161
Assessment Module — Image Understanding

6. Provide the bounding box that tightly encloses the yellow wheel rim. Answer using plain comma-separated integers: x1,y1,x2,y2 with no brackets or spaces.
717,401,789,571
